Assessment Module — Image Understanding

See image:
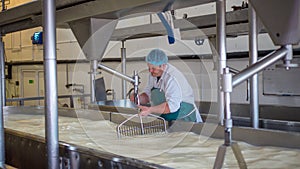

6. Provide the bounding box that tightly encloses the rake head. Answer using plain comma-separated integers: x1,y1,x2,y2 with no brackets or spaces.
116,114,167,138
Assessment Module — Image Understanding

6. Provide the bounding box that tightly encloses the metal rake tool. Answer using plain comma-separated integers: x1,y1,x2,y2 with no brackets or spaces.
116,113,167,138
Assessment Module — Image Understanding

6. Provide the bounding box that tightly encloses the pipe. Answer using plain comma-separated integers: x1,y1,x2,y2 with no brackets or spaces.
1,0,5,11
249,4,259,129
121,41,127,99
43,0,59,168
133,70,139,104
98,63,135,83
228,66,239,75
216,0,227,125
223,68,232,146
233,46,288,88
157,12,175,44
0,40,5,106
0,36,5,169
90,60,98,103
66,64,69,86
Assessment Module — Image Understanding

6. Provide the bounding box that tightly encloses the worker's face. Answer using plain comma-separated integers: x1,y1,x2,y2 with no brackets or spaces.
147,63,165,77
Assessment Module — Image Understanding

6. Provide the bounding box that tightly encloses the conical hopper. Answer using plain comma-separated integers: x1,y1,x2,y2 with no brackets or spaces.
250,0,300,45
69,18,117,60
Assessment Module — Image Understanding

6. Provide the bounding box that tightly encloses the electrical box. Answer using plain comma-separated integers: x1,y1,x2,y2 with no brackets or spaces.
31,31,43,44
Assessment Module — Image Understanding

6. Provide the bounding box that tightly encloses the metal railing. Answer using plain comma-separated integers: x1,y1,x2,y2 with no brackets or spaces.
6,94,90,108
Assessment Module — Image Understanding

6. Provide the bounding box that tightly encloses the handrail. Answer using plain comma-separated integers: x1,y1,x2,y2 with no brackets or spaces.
6,94,90,108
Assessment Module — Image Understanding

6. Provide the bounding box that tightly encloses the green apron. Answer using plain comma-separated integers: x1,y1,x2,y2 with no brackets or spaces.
150,88,197,122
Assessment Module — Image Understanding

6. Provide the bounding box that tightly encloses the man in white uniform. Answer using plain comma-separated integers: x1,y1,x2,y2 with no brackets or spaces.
132,49,202,123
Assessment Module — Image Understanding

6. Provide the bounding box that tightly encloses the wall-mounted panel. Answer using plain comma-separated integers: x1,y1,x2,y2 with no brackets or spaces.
263,58,300,96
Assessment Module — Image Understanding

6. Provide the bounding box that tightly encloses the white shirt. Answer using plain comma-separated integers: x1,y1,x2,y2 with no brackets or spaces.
143,64,202,122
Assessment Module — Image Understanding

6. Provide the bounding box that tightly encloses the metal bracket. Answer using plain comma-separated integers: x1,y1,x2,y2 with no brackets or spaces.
221,68,232,93
60,148,80,169
213,142,247,169
276,44,299,70
60,156,70,169
110,157,123,169
194,38,205,45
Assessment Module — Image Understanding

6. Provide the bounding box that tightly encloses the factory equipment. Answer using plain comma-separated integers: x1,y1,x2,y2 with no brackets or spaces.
1,0,300,168
96,64,168,137
4,106,300,169
4,106,172,169
213,0,300,168
116,111,167,138
97,64,140,104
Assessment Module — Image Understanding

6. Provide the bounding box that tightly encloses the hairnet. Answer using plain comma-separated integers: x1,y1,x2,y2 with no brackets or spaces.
145,49,168,66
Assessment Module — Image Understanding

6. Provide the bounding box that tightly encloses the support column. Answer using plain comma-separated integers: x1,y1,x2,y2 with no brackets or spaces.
90,59,98,103
249,4,259,129
0,35,5,169
121,41,127,99
0,39,5,106
216,0,227,125
43,0,59,168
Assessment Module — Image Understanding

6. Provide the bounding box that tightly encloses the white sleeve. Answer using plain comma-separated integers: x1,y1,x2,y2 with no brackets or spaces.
164,77,182,112
143,75,153,98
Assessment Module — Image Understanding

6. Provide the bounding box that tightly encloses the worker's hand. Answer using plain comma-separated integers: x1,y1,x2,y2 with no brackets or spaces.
129,93,135,102
138,105,152,116
130,93,150,105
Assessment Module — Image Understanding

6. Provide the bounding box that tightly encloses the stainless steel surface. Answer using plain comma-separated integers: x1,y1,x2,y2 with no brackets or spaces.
111,9,251,41
0,0,213,34
181,23,251,40
0,0,90,33
276,44,299,70
95,99,139,114
0,35,4,169
5,127,169,169
248,4,259,129
97,63,140,103
121,42,127,99
43,0,59,168
0,0,147,33
213,143,247,169
6,94,90,105
228,66,240,75
90,60,98,103
250,0,300,45
233,46,288,87
98,63,135,83
69,18,117,60
222,68,233,145
133,71,139,105
0,39,5,107
216,0,226,125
